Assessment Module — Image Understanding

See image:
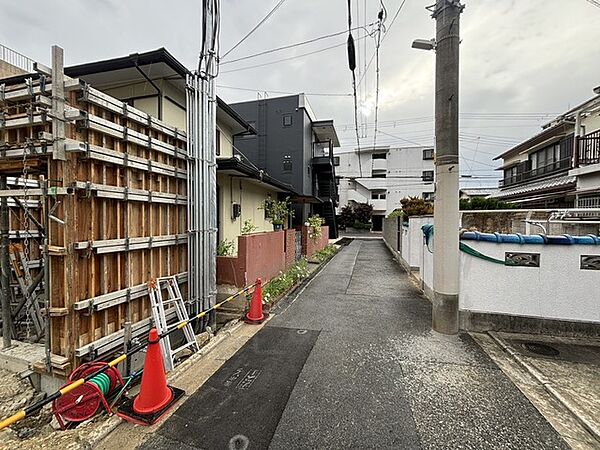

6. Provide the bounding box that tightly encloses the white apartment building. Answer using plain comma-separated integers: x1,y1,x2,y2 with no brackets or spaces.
336,145,435,231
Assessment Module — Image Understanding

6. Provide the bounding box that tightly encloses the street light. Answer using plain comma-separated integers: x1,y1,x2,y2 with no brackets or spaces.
411,39,436,51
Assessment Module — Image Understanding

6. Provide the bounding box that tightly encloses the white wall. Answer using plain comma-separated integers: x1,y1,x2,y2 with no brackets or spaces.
414,222,600,324
399,216,433,270
460,241,599,323
336,146,434,215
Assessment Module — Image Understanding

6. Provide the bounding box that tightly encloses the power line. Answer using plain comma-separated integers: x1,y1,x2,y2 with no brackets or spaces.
357,0,407,89
585,0,600,8
221,0,287,59
220,34,370,74
220,23,376,66
217,84,352,97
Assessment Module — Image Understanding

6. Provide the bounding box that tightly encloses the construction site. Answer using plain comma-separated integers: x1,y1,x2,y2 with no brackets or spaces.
1,1,600,449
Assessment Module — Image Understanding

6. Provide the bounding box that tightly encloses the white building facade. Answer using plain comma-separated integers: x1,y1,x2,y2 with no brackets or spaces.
336,146,435,231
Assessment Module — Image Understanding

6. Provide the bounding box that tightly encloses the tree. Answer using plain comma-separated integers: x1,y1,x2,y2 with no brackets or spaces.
354,203,373,225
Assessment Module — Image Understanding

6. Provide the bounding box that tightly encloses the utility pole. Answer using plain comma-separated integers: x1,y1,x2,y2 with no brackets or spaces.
1,176,11,348
432,0,464,334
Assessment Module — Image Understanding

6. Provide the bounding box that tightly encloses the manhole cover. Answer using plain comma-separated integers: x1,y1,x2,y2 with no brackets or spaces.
520,342,560,357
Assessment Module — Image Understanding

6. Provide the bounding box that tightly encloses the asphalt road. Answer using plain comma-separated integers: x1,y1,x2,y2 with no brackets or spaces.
140,239,568,449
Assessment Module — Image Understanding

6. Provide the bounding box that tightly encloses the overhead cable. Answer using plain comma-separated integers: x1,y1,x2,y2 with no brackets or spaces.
221,0,287,59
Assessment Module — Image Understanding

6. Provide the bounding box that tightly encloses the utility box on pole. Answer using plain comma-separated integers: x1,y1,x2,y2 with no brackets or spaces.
432,0,464,334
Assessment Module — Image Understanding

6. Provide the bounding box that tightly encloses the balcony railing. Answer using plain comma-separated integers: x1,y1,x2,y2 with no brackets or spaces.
500,157,572,187
579,130,600,166
0,44,35,73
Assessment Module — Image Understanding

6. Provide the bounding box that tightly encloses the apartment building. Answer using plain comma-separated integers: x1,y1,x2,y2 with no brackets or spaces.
231,95,340,238
337,145,435,231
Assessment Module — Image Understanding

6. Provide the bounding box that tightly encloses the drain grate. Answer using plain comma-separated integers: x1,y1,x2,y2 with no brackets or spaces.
520,342,560,357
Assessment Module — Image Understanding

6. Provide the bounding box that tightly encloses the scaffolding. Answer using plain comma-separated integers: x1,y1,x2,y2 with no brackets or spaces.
0,45,212,376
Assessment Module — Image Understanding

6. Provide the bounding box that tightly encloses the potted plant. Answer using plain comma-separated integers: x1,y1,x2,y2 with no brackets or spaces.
306,215,324,241
260,197,293,231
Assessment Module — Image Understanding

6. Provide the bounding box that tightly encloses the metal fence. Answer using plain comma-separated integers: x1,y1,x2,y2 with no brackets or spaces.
0,43,35,73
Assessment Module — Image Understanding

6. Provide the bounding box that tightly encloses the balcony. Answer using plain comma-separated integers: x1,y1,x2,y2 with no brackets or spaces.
578,130,600,166
347,189,368,204
500,157,572,187
312,141,337,171
372,158,387,172
371,199,387,211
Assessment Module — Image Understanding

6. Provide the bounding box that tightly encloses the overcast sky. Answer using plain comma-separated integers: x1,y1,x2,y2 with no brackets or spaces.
2,0,600,186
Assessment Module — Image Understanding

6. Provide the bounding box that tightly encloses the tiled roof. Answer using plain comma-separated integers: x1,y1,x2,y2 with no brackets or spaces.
489,175,576,199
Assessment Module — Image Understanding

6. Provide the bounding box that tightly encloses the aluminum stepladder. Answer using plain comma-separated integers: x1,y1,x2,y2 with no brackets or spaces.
147,276,198,372
9,243,44,341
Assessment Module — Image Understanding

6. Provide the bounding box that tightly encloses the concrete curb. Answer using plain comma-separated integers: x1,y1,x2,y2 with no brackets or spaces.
488,331,600,443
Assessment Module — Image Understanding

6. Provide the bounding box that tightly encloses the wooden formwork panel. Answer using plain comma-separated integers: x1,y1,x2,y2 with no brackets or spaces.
1,77,188,370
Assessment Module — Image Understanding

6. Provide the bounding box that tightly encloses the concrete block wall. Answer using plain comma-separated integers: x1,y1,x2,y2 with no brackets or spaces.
217,231,286,287
302,226,329,258
284,229,296,269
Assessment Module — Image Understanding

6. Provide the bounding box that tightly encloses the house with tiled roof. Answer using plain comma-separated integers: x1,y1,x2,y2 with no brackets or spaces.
490,89,600,208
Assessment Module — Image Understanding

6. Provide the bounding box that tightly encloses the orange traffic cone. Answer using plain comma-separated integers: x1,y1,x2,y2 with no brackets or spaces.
245,278,266,324
134,328,172,414
117,328,184,425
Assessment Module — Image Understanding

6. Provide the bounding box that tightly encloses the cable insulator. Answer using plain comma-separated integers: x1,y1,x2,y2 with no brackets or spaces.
347,34,356,71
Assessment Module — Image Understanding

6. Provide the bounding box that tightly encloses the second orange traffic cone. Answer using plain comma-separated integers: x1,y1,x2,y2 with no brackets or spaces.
117,328,184,425
245,278,266,324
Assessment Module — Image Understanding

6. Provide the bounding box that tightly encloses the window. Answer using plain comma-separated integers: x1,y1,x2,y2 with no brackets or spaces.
282,114,292,127
423,148,434,160
529,143,562,175
422,170,434,182
371,191,387,200
372,153,387,160
372,173,387,178
423,192,434,201
216,129,221,156
283,155,292,172
504,166,518,185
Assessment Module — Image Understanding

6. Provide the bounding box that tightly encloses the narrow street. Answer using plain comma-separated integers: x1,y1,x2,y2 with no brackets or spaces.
139,240,568,449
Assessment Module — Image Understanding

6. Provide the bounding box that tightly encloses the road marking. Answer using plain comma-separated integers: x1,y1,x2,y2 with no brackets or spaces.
237,369,261,390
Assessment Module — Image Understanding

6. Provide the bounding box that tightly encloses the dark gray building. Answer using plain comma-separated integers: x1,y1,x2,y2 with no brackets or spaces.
231,94,340,238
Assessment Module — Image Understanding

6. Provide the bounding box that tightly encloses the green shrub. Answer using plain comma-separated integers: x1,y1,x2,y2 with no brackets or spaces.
313,244,337,263
262,259,310,304
338,204,355,229
307,215,324,241
352,221,372,230
459,197,518,210
217,239,235,256
354,202,373,224
400,196,434,219
241,218,258,234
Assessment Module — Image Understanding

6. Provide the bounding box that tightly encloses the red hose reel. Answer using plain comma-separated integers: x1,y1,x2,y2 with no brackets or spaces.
52,362,124,430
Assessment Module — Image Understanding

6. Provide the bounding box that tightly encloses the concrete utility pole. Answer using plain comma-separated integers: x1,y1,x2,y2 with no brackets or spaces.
432,0,464,334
